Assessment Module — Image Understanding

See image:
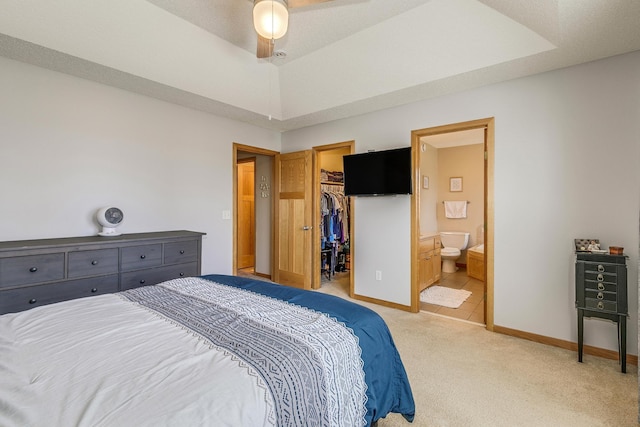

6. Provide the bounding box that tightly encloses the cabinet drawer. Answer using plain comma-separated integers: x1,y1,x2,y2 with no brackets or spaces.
164,240,198,265
582,262,619,274
121,244,162,271
585,298,617,313
0,275,119,315
120,262,198,291
584,281,616,293
585,289,617,302
68,248,119,278
584,271,617,284
419,238,435,252
0,253,65,288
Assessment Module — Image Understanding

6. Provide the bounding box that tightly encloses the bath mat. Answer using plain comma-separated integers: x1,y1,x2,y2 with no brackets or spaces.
420,286,472,309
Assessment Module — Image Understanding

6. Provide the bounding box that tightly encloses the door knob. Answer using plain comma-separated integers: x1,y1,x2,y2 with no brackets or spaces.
302,226,312,230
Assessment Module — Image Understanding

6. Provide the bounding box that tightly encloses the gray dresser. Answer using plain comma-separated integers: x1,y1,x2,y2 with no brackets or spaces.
0,230,205,315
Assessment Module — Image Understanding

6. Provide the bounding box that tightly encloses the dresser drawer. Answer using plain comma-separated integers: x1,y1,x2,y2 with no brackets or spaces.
0,253,65,288
121,244,162,271
585,289,617,302
120,262,198,291
582,261,620,274
164,240,198,265
585,298,617,313
584,271,617,284
0,275,119,315
584,280,617,293
68,248,119,278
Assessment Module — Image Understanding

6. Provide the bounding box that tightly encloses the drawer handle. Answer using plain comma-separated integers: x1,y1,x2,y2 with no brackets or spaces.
91,288,98,293
91,260,98,265
596,273,604,282
140,254,146,259
139,279,146,284
179,272,185,277
29,267,38,273
28,298,37,304
597,283,605,291
597,264,605,272
597,292,604,300
597,301,604,310
180,250,185,254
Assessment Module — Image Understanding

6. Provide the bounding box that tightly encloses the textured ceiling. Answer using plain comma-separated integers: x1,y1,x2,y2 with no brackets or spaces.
1,0,639,132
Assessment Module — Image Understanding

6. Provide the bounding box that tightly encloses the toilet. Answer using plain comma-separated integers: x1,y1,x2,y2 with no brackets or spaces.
439,231,470,273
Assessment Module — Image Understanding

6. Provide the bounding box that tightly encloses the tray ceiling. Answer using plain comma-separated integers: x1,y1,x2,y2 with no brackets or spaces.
1,0,639,131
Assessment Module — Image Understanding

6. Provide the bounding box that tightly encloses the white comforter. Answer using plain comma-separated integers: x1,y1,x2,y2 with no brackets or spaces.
0,294,273,427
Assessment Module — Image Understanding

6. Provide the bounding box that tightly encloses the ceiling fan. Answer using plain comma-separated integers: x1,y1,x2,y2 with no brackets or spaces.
253,0,334,58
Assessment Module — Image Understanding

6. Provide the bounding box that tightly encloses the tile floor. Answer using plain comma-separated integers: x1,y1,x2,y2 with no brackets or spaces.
420,267,485,324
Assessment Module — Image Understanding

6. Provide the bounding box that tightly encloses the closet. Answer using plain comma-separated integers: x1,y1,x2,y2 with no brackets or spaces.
320,180,349,279
318,146,351,285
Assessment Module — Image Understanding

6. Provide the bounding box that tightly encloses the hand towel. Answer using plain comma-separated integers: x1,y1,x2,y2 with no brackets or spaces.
444,201,467,219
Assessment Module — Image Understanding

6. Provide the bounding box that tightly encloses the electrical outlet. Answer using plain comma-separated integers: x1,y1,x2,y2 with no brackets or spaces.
375,270,382,281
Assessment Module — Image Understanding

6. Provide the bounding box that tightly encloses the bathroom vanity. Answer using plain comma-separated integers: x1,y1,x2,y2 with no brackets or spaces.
418,233,441,292
574,252,628,372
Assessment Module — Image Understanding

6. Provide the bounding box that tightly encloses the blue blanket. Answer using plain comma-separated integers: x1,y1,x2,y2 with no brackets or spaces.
201,274,415,425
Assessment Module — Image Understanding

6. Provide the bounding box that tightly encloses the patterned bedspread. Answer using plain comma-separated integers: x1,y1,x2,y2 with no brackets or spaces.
121,277,368,426
199,274,416,425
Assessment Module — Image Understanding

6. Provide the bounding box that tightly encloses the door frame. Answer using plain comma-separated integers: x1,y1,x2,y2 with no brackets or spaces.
311,141,355,292
232,143,279,276
410,118,495,331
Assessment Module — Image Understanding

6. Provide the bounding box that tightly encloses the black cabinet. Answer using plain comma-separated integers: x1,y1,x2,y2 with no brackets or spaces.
575,252,628,372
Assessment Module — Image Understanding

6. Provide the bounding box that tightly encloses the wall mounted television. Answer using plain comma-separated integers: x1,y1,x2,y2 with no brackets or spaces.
343,147,413,196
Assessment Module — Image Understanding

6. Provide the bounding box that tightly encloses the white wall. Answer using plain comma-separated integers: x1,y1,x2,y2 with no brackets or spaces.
255,154,273,276
0,56,281,276
282,51,640,355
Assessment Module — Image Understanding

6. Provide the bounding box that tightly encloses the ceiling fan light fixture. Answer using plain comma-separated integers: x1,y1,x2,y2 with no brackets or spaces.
253,0,289,40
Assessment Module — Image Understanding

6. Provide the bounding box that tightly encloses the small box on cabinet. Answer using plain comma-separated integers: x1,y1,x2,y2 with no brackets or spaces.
609,246,624,255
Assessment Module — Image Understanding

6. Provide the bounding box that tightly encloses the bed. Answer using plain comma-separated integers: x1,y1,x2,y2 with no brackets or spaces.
0,274,415,426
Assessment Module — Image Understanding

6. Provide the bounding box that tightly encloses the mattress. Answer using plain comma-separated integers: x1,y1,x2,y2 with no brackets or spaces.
0,274,415,426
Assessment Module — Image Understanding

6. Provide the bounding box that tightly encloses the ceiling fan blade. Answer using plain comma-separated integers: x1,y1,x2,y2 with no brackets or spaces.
257,35,274,58
288,0,334,8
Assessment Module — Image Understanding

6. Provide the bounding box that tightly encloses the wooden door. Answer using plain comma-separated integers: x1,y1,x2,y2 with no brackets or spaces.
274,151,313,289
237,159,255,269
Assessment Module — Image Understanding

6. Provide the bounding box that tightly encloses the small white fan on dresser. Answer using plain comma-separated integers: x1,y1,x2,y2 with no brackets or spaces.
96,207,124,236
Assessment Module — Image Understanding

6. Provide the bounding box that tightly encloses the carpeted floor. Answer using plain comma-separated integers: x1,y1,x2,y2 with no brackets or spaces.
317,278,639,427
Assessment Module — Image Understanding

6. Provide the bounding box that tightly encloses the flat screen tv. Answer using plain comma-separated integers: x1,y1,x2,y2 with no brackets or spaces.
343,147,412,196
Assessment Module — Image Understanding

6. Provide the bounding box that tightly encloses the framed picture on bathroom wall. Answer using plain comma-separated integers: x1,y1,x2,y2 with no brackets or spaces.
449,177,463,192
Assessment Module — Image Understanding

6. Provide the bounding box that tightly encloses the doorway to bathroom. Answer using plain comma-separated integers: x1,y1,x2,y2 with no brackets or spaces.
410,118,494,330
